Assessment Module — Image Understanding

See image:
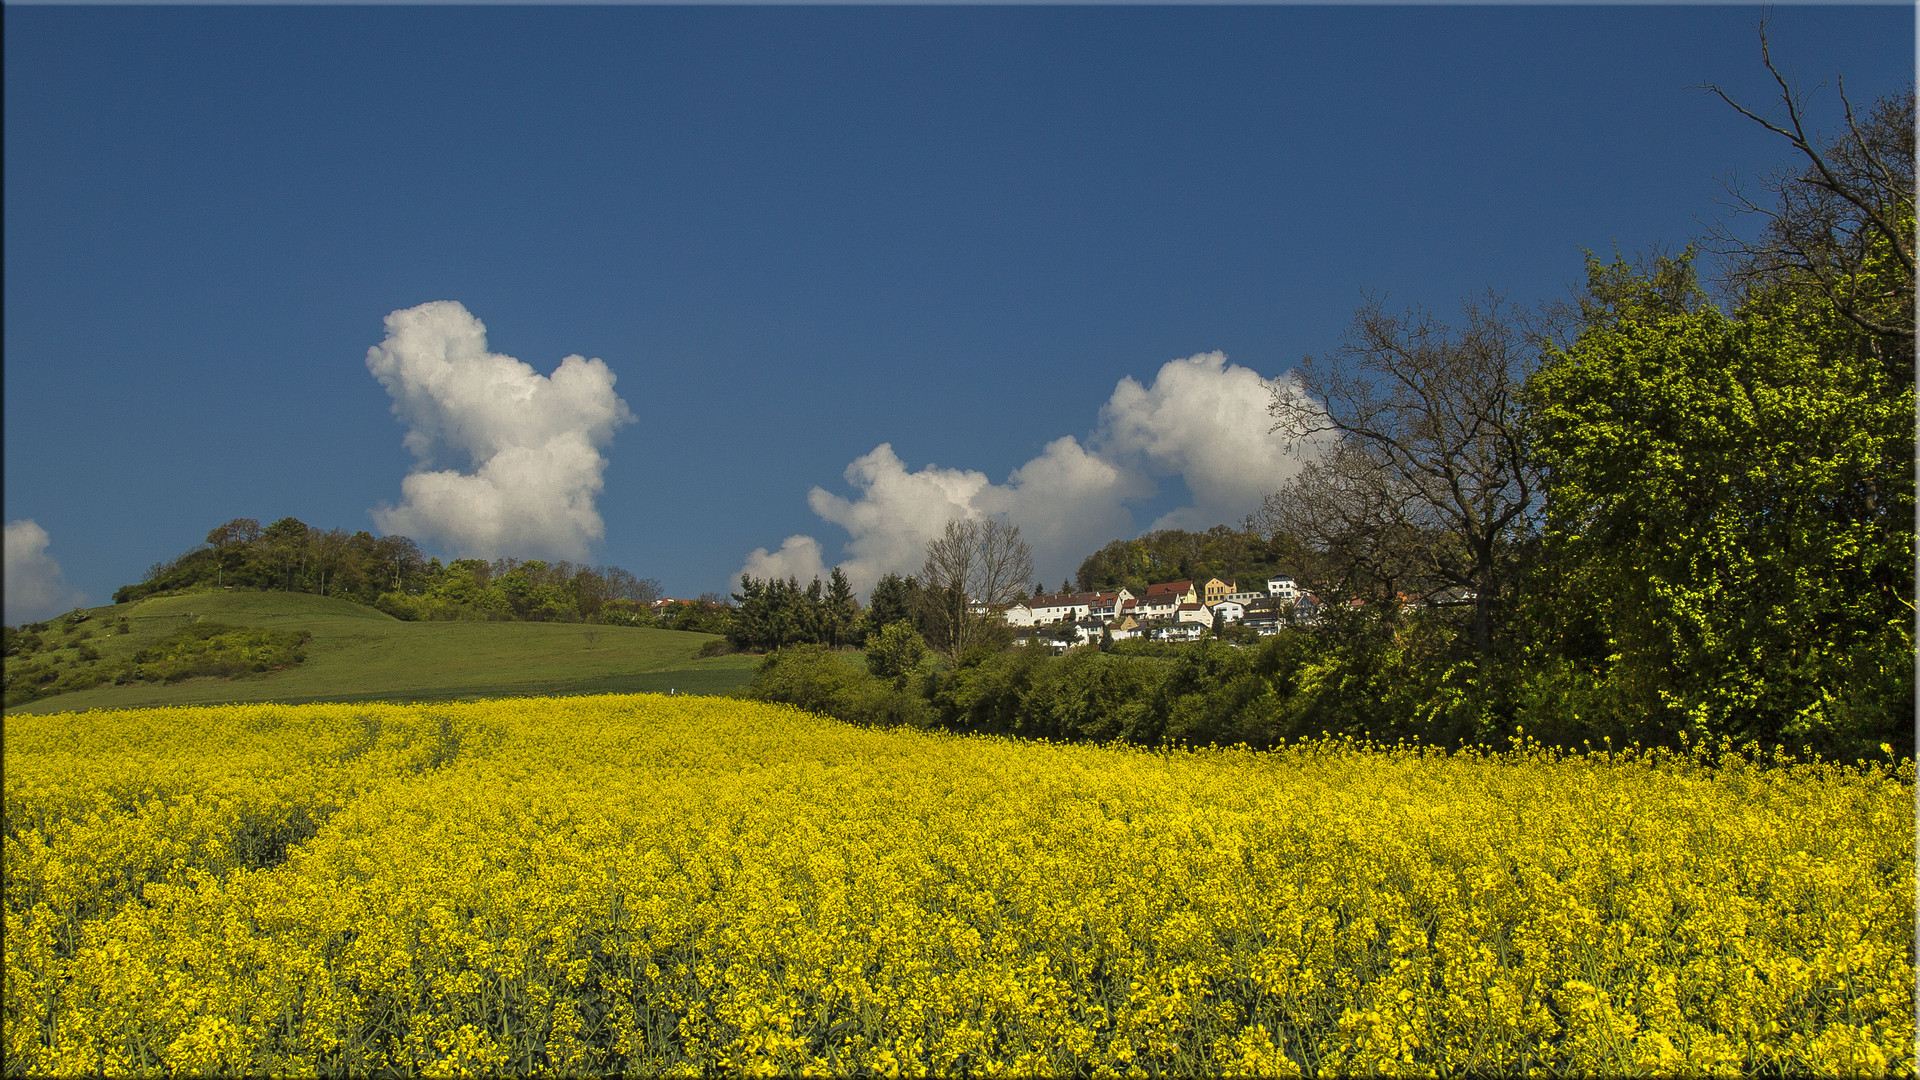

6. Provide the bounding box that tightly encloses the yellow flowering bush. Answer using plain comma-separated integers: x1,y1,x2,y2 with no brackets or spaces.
4,696,1912,1076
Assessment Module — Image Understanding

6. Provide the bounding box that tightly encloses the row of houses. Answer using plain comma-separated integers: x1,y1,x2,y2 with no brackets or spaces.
998,576,1320,649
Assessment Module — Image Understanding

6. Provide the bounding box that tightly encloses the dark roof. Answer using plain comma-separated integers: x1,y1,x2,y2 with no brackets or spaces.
1029,590,1122,609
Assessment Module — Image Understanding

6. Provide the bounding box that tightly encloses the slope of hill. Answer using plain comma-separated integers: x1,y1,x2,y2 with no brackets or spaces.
4,590,756,713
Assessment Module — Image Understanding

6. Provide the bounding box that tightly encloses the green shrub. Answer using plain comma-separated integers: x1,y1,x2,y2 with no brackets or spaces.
3,659,58,706
126,623,311,684
2,627,44,657
373,592,429,621
749,645,931,729
864,622,932,688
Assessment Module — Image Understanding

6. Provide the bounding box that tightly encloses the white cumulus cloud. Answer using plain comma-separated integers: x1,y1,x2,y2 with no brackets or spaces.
783,439,1147,596
739,535,830,589
5,519,86,624
740,351,1323,597
366,301,634,562
1097,351,1319,532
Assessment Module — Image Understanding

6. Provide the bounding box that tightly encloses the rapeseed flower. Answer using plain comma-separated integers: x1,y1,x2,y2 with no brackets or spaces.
3,697,1911,1076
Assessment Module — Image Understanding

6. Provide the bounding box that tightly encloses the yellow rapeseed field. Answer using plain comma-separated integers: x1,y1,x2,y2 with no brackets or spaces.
3,695,1912,1077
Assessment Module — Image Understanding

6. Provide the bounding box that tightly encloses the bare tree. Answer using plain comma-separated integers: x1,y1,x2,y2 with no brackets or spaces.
601,565,665,606
1267,292,1537,655
1258,442,1430,602
1700,21,1914,355
917,518,1035,664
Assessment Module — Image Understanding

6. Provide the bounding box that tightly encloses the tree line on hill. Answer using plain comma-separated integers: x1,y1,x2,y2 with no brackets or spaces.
1073,525,1317,598
112,516,673,626
750,47,1914,764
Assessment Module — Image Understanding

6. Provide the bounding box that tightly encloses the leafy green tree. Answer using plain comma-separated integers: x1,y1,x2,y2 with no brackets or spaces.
205,518,262,587
747,645,931,729
1020,647,1167,742
260,517,313,591
1075,527,1293,596
865,621,932,688
927,644,1053,735
570,567,609,620
312,528,355,597
372,534,429,593
1528,251,1912,757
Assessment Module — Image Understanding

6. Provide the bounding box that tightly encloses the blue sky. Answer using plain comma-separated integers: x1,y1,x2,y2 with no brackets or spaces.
5,5,1913,620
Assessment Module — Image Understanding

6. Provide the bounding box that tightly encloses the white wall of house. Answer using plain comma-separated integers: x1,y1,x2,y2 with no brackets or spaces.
1175,603,1211,625
1209,600,1246,623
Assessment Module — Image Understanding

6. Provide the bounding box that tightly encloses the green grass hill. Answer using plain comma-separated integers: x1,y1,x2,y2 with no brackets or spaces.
4,590,756,714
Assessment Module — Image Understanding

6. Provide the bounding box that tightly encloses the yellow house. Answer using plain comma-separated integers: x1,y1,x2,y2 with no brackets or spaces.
1202,578,1237,604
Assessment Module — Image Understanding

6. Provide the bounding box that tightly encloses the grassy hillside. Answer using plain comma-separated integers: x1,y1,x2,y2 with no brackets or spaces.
4,590,756,713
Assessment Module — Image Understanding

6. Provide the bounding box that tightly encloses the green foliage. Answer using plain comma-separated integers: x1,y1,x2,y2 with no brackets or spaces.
729,571,869,653
1020,647,1169,743
864,621,932,688
5,618,313,707
1526,252,1914,758
728,575,804,652
110,517,666,630
823,567,860,648
1075,525,1296,595
662,600,731,637
2,627,44,657
747,645,931,729
865,572,920,634
751,617,1499,752
925,644,1048,735
122,623,312,684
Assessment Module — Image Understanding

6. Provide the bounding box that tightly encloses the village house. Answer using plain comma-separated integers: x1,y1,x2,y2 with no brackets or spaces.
1145,580,1199,607
649,597,714,618
1000,601,1037,627
1208,598,1246,624
1130,581,1195,623
1151,620,1207,643
999,575,1307,644
1239,596,1287,634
